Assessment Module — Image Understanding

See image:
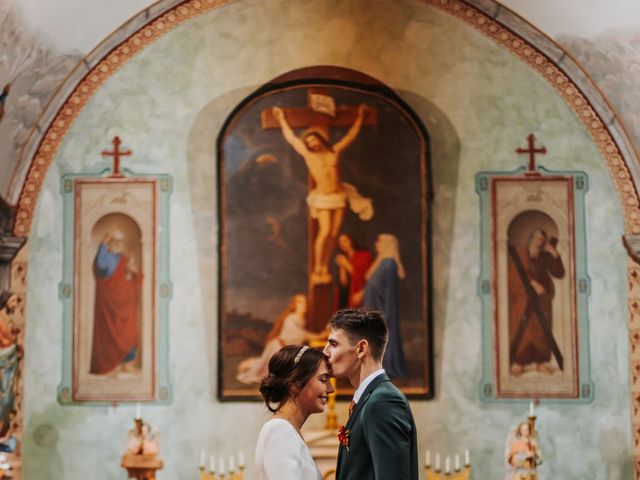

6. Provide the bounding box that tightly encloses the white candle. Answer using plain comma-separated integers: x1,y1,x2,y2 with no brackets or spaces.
454,454,460,471
135,402,141,420
209,455,215,473
464,449,470,466
529,401,534,417
445,456,451,474
425,449,431,467
238,450,245,468
228,455,235,473
199,451,205,469
435,453,441,472
219,458,226,476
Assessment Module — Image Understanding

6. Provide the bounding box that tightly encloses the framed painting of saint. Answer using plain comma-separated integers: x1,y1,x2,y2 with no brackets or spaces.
58,140,172,403
217,67,434,400
476,141,593,401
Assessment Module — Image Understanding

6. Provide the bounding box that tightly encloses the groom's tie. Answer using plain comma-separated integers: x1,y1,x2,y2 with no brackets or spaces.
348,400,356,418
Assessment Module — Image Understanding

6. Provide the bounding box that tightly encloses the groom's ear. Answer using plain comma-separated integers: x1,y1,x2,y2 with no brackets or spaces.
356,340,368,359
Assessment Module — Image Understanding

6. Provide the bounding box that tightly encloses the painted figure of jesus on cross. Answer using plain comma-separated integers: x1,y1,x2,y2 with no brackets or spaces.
264,91,377,285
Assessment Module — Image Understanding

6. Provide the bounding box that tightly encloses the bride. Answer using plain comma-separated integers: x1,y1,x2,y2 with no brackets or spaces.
255,345,333,479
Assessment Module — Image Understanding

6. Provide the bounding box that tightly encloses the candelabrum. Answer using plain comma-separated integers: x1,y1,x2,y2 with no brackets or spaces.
425,465,471,480
523,415,539,480
309,338,338,431
424,452,471,480
198,466,244,480
325,377,338,430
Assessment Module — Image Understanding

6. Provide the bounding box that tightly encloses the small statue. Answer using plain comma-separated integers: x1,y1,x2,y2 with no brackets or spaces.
505,420,542,480
126,418,159,456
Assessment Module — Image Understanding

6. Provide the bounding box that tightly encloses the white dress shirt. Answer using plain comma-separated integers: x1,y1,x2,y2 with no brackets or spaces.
353,368,386,404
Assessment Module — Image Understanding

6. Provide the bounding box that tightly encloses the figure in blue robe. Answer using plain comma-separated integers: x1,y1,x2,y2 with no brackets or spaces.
363,234,408,378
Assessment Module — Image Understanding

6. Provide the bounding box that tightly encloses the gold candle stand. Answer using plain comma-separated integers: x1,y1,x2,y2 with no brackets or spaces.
325,377,338,430
199,468,244,480
425,466,471,480
309,338,338,430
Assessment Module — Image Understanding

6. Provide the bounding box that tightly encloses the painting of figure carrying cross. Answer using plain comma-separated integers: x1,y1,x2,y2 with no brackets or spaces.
271,101,374,285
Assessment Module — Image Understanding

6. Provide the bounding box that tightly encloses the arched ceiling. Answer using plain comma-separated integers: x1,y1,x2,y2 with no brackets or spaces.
4,0,640,230
13,0,640,53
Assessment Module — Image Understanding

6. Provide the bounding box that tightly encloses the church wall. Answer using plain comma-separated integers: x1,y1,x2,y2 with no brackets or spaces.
21,0,631,478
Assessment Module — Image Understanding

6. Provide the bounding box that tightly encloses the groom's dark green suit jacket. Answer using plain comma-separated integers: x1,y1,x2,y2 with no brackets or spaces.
336,373,418,480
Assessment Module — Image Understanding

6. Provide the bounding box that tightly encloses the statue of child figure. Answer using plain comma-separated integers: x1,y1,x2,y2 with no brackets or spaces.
505,420,542,480
126,418,159,456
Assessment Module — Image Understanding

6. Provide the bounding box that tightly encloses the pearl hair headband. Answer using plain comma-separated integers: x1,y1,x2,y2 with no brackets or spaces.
294,346,309,364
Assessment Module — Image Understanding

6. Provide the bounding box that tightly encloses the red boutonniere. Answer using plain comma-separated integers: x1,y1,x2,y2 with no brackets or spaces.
338,425,350,451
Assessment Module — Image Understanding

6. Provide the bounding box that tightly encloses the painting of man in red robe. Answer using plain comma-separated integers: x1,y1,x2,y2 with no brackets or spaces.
508,223,565,376
90,229,142,375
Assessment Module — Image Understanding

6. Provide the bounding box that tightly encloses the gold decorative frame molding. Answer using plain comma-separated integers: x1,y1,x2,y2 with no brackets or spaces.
10,0,640,476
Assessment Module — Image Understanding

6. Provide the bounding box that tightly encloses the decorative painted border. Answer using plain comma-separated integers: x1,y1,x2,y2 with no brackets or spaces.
8,0,640,475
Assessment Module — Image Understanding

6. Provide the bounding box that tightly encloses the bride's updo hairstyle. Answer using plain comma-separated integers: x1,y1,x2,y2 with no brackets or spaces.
259,345,327,412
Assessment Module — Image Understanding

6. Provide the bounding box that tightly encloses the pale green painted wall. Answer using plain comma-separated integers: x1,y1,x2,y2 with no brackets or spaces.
22,0,630,478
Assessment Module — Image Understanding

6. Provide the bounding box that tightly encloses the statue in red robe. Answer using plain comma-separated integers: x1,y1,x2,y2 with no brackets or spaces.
90,231,142,375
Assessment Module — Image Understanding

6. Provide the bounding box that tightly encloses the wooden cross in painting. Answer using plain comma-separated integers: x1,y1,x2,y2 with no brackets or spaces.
262,89,378,330
516,133,547,174
102,136,132,177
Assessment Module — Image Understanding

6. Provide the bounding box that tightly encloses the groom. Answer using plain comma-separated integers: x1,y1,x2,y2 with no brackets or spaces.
323,308,418,479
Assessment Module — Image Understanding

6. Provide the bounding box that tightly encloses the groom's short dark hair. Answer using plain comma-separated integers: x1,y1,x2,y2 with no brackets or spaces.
329,308,388,361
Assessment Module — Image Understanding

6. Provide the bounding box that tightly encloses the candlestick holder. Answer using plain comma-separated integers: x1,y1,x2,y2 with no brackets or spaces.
325,377,338,429
425,465,471,480
528,415,537,437
226,466,244,480
199,468,217,480
309,339,338,430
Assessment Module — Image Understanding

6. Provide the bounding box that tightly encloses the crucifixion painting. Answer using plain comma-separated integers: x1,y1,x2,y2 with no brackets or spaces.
217,68,433,399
